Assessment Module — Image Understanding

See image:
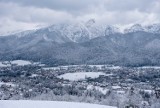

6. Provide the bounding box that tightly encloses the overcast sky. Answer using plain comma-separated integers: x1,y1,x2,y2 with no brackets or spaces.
0,0,160,35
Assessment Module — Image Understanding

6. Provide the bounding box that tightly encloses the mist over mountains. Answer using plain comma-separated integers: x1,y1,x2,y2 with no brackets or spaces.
0,19,160,66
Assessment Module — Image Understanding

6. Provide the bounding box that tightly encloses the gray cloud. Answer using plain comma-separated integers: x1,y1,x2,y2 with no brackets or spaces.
0,0,100,13
0,0,159,13
0,0,160,35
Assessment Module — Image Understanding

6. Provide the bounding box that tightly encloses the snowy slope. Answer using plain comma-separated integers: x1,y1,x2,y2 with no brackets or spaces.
0,100,117,108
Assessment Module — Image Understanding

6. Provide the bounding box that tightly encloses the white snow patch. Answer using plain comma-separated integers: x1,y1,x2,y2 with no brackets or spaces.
58,72,106,81
112,86,121,89
144,90,153,94
106,66,122,70
117,90,125,94
33,62,45,66
87,65,105,69
0,62,11,67
0,100,117,108
30,74,39,78
139,66,160,69
43,67,60,70
82,65,121,70
43,65,80,70
87,85,109,94
105,74,113,76
0,82,16,87
11,60,32,66
0,62,8,67
43,65,122,70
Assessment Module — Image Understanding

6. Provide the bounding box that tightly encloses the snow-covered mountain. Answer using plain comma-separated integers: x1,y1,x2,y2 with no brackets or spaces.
144,23,160,34
2,19,160,43
1,20,160,66
105,25,120,36
0,19,122,43
124,24,144,33
45,19,106,43
124,23,160,34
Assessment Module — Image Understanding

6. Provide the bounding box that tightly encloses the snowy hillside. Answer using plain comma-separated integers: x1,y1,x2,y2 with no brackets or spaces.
0,101,117,108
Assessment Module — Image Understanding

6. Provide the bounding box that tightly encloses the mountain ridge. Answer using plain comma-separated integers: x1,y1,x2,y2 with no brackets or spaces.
0,20,160,66
1,19,160,43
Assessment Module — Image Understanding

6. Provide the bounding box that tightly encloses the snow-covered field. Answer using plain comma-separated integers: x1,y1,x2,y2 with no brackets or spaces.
11,60,32,66
58,72,106,81
138,66,160,69
43,65,122,70
0,82,16,87
0,62,7,67
87,85,109,94
0,60,32,67
0,62,11,67
112,86,121,89
0,60,47,67
0,100,117,108
43,67,62,70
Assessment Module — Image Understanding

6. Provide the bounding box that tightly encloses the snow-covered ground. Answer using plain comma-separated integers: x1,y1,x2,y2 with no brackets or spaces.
11,60,32,66
0,60,46,67
29,74,40,78
86,65,122,70
117,90,125,94
43,65,80,70
0,62,7,67
0,62,11,67
58,72,106,81
105,66,122,70
43,67,61,70
43,65,122,70
87,85,109,94
0,82,16,87
143,90,153,94
0,100,117,108
112,86,121,89
138,66,160,69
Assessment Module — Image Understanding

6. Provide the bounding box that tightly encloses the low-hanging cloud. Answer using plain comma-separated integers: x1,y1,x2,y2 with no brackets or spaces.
0,0,160,35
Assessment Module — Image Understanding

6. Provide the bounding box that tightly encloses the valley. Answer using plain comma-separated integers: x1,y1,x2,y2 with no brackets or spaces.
0,60,159,107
